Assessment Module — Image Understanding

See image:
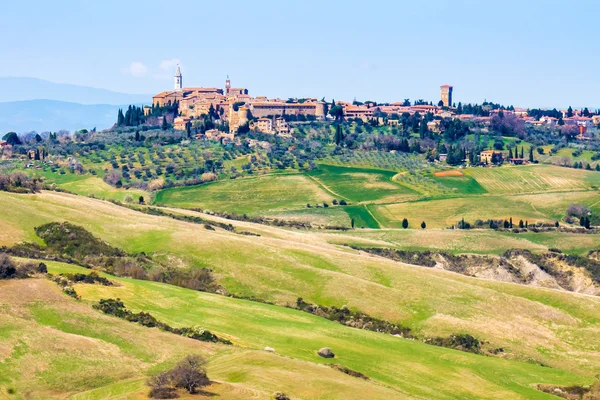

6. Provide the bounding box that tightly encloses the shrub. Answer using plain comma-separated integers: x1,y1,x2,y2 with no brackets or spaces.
273,392,291,400
61,272,113,286
34,222,124,260
0,253,16,279
170,355,210,394
148,355,210,397
201,172,217,182
148,372,178,399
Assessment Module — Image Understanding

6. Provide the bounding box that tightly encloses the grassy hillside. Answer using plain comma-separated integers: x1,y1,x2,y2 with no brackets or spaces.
466,164,600,194
150,163,600,230
32,261,595,399
371,191,600,229
0,275,407,400
306,164,419,203
323,228,600,255
1,191,600,380
154,173,331,214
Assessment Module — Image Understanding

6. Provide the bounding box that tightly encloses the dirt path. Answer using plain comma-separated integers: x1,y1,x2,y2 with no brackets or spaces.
305,175,348,200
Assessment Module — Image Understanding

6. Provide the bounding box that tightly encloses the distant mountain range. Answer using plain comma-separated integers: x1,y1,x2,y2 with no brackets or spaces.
0,100,123,133
0,77,150,105
0,77,152,133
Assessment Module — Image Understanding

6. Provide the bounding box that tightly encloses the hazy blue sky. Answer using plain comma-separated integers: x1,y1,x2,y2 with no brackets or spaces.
1,0,599,108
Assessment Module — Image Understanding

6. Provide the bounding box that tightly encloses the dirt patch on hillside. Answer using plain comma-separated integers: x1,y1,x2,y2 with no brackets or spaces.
434,170,464,177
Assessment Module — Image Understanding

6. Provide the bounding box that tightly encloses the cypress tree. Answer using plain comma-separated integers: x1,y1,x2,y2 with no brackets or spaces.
402,218,409,229
509,217,513,228
161,116,168,130
117,109,125,126
529,147,534,162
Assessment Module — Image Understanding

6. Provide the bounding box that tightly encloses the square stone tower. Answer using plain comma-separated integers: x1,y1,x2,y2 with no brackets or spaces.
440,84,453,107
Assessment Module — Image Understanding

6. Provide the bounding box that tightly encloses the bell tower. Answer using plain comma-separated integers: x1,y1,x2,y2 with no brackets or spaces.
174,65,182,91
225,75,231,96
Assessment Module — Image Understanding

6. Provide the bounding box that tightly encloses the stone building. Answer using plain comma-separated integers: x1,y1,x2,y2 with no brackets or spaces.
440,84,453,107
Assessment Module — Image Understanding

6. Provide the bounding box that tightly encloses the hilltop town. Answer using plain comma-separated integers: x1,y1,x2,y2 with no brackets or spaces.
148,66,599,146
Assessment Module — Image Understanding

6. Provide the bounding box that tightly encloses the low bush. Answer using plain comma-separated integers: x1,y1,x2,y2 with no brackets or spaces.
61,272,113,286
0,253,17,279
424,334,481,353
295,298,412,337
148,355,210,398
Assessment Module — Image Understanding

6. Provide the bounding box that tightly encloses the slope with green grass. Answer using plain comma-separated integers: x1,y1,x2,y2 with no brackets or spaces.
0,275,407,400
36,261,597,400
1,191,600,379
307,164,419,203
154,173,331,214
466,164,600,194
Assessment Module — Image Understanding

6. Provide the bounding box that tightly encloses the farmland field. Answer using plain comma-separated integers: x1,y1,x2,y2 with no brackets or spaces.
154,173,331,214
322,228,600,255
430,171,487,195
307,164,419,202
372,191,600,229
466,164,600,194
267,204,381,228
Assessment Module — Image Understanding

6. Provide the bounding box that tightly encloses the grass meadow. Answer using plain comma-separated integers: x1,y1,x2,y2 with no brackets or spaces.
1,191,600,381
6,260,589,400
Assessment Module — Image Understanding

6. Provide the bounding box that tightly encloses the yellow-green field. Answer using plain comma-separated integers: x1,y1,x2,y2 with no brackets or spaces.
372,191,600,229
154,173,332,214
1,190,600,384
1,276,408,400
149,163,600,230
465,164,600,194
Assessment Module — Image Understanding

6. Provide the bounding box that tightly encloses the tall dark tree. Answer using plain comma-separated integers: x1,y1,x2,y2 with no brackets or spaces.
334,124,344,145
117,109,125,126
402,218,409,229
161,116,168,130
2,132,21,145
529,147,534,162
567,106,573,118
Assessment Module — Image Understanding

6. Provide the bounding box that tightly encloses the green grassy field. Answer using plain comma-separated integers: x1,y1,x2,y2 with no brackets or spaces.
1,274,410,400
371,191,600,229
430,173,488,195
321,228,600,255
266,204,380,229
1,190,600,381
539,146,600,168
466,164,600,194
307,164,419,203
18,261,591,400
154,173,331,214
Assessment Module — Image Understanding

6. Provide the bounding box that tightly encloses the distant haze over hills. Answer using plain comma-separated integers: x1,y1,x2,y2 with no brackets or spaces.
0,100,123,133
0,77,151,133
0,77,150,105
